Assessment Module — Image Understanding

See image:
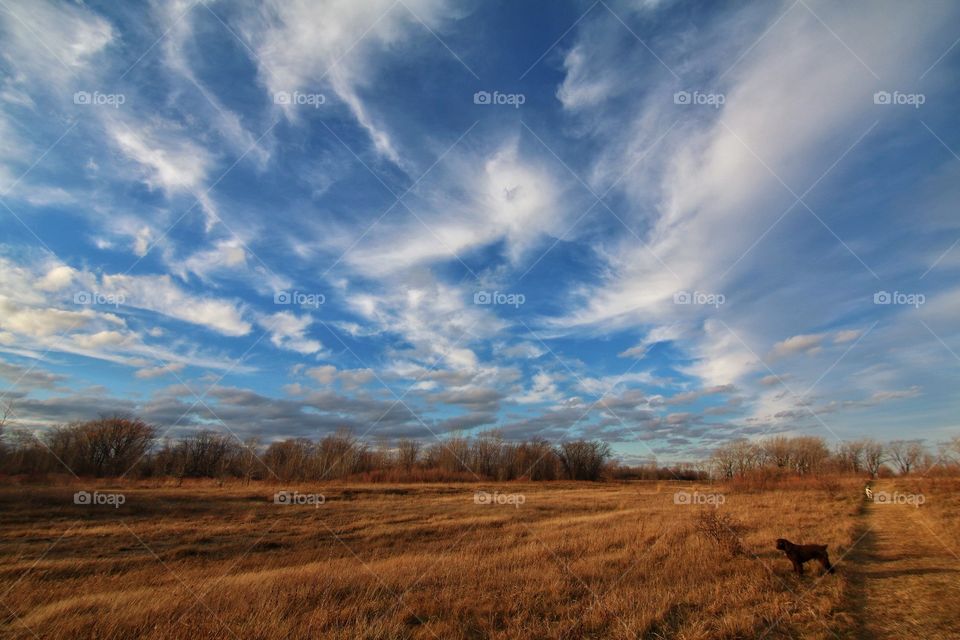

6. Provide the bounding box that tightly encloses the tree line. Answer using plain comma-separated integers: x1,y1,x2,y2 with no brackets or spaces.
0,415,616,482
708,435,960,479
1,413,957,483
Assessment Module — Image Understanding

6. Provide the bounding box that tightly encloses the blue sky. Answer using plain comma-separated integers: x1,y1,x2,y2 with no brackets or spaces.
1,0,958,462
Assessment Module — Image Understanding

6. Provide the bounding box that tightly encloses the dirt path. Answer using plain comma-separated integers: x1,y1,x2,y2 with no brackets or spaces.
848,481,960,639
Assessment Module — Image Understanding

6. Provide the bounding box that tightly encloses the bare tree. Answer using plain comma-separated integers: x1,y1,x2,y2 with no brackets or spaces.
762,436,793,470
555,440,611,481
791,436,830,475
887,440,924,475
396,439,421,471
863,440,884,478
835,440,868,474
239,437,261,484
0,401,12,458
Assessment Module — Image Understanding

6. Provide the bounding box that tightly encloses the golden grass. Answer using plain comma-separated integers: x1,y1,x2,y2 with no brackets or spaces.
849,477,960,639
0,478,885,639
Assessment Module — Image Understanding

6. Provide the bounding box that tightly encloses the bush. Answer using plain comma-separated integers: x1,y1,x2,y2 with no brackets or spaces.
695,509,746,557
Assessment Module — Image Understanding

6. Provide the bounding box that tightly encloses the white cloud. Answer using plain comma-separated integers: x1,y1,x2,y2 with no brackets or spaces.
152,0,271,168
770,333,826,359
37,265,76,291
0,0,113,87
515,370,562,404
243,0,455,163
619,324,684,359
306,365,375,389
833,329,863,344
341,140,565,276
260,312,323,354
135,362,186,379
101,273,251,336
108,121,218,229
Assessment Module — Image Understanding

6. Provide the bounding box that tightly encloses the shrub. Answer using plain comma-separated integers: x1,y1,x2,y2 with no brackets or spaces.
695,509,746,557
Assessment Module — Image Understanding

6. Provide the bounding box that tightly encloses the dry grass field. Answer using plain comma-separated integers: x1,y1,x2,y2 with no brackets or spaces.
0,477,956,639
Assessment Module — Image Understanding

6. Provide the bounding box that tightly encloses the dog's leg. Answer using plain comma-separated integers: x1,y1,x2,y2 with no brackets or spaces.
820,552,834,574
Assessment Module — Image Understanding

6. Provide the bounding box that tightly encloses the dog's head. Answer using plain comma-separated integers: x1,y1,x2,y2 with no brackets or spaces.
775,538,789,550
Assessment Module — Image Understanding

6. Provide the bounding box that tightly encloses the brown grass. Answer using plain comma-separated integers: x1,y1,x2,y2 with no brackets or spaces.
848,477,960,639
0,477,878,639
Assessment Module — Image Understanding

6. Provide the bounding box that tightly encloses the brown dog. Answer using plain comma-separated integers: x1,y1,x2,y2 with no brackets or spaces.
775,538,835,575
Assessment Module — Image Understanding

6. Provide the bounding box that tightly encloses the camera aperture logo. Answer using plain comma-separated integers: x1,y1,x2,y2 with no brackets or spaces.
474,490,525,508
73,91,125,108
873,91,925,108
673,490,725,507
474,290,525,308
673,290,725,308
871,490,924,507
873,290,924,308
473,90,526,108
273,91,326,108
274,491,325,507
674,90,725,108
74,291,125,308
274,290,325,308
74,490,125,508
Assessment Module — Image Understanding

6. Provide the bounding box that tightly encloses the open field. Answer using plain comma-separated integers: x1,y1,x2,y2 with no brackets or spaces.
0,477,956,639
1,479,854,639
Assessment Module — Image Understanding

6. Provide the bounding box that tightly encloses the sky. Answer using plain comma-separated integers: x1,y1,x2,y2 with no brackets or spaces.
0,0,958,463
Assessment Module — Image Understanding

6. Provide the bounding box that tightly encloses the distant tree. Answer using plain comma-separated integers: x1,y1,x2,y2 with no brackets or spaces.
46,415,156,477
835,440,867,474
887,440,924,475
863,440,884,478
0,401,12,459
396,439,421,471
513,438,558,480
762,436,793,470
555,440,611,481
790,436,830,475
711,439,761,479
240,437,261,484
